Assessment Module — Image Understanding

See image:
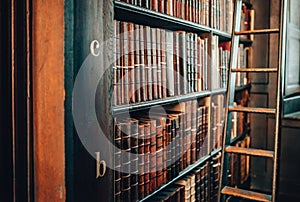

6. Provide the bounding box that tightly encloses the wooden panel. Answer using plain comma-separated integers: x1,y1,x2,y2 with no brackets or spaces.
32,0,65,201
0,0,13,200
279,124,300,197
70,0,114,201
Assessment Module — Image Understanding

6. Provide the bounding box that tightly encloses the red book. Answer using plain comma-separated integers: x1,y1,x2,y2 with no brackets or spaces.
128,23,136,104
139,25,147,102
134,24,141,103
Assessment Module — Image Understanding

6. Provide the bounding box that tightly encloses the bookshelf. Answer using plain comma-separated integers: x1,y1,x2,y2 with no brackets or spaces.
66,0,254,201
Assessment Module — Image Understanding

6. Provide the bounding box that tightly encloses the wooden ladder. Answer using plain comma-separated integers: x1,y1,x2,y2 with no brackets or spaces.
218,0,287,201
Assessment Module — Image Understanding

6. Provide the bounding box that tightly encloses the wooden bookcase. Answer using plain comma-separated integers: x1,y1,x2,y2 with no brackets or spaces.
65,0,254,201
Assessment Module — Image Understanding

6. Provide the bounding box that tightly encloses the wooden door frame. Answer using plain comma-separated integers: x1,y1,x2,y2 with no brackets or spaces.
0,0,33,201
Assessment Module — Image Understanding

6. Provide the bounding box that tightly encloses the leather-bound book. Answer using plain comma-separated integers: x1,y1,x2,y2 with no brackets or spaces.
121,22,129,104
114,121,122,202
151,28,158,100
138,123,145,200
121,121,131,201
128,23,136,104
134,24,141,103
145,26,153,101
143,122,151,196
139,25,147,102
129,118,139,201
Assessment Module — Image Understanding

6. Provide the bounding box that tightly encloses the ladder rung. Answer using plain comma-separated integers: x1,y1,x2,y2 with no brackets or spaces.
225,146,274,158
235,29,279,35
229,107,276,114
231,68,278,72
221,186,272,202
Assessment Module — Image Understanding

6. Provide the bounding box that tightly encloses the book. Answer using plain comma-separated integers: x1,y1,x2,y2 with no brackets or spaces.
121,121,131,201
114,121,122,202
145,26,153,101
128,23,136,104
151,28,158,100
138,123,145,200
134,24,141,103
140,25,147,102
121,21,130,104
129,118,139,201
166,30,175,97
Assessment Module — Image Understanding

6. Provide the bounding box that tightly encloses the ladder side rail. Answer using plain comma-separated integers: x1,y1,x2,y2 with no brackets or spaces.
218,0,243,201
272,0,287,201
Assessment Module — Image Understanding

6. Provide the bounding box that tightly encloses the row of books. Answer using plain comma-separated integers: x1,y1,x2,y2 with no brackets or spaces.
210,0,233,33
113,20,210,106
211,38,250,89
114,100,210,201
211,94,225,150
211,36,230,90
145,152,221,202
119,0,210,26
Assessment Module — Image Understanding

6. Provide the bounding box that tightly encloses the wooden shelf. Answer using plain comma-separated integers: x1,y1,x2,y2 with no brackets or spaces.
114,0,253,45
113,91,211,114
139,148,222,202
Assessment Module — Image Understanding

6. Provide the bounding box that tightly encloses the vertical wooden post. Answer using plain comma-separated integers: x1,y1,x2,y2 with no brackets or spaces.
32,0,65,201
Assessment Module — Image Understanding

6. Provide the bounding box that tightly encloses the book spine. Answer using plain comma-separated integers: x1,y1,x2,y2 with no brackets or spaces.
196,107,201,160
178,31,187,95
173,32,180,96
142,0,149,9
130,119,139,201
193,34,198,92
194,168,201,202
162,121,168,185
113,20,118,106
166,30,175,97
185,101,192,166
121,121,131,201
156,28,162,99
114,122,122,202
161,29,167,99
128,23,136,104
158,0,164,13
156,125,164,188
191,100,197,164
151,0,158,11
138,124,145,200
174,115,181,175
143,123,151,196
140,25,147,102
166,123,172,181
149,120,157,193
134,24,141,103
151,28,158,100
186,33,191,93
205,106,209,156
145,26,153,101
121,22,129,104
181,112,187,170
